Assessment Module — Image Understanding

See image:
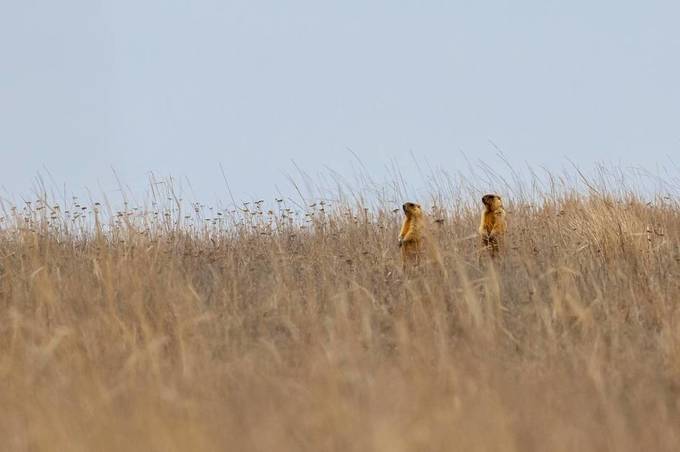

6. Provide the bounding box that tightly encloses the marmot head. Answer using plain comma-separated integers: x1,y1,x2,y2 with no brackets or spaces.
402,202,422,218
482,194,503,211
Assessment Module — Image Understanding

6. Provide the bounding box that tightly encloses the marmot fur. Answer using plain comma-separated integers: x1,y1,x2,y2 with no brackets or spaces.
479,194,507,258
399,202,426,270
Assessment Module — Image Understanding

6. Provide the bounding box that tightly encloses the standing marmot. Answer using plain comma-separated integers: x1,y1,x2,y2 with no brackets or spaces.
399,202,426,270
479,194,507,258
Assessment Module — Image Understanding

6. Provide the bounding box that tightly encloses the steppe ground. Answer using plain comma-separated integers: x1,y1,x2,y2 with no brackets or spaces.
1,168,680,451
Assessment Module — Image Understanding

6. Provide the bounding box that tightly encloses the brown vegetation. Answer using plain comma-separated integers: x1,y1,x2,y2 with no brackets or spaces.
1,170,680,451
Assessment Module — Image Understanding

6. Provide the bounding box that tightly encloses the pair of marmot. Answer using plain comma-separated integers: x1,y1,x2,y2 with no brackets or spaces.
398,195,506,269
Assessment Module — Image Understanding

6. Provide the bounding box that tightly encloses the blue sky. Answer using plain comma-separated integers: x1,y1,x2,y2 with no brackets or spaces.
1,1,679,203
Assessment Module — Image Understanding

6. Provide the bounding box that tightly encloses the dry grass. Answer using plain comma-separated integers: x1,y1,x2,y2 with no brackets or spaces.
1,168,680,451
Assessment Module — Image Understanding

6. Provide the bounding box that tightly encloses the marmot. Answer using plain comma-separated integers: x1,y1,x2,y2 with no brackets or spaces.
479,194,507,257
399,202,426,270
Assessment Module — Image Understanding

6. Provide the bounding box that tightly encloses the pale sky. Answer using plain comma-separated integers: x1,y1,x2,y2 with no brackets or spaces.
1,1,679,203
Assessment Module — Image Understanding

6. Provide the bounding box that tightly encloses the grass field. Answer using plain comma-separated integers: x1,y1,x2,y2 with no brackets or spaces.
1,168,680,451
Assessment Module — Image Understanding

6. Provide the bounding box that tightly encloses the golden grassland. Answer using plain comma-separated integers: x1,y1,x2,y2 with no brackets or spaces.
1,170,680,451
